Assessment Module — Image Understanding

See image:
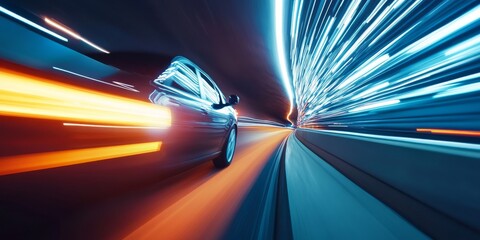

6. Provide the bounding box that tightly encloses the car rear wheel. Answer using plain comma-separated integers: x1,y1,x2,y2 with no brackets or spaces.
213,126,237,168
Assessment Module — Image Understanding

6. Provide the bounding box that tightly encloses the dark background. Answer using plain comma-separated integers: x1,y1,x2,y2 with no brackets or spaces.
3,0,291,123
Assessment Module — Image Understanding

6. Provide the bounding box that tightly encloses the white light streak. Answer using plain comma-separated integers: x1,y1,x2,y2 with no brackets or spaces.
52,67,139,92
399,73,480,99
275,0,295,123
433,82,480,98
45,17,110,54
113,81,135,88
407,5,480,54
287,0,480,128
365,0,386,24
0,6,67,42
337,54,390,89
349,99,400,113
352,82,390,100
445,34,480,56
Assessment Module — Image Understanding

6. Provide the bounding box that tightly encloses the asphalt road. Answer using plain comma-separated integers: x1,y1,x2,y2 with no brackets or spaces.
2,126,479,239
0,126,292,239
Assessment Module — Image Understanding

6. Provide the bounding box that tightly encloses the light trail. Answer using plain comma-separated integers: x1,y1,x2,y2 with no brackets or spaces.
113,81,135,88
0,5,67,42
417,129,480,137
125,128,291,240
63,122,166,129
0,68,171,127
351,82,390,100
0,142,162,176
52,66,139,92
274,0,295,124
287,0,480,130
349,99,400,113
45,17,110,54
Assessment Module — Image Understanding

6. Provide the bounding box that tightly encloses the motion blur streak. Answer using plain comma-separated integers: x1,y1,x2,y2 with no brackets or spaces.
349,99,400,113
0,5,68,42
45,17,110,54
417,128,480,137
0,142,161,176
63,122,164,129
0,68,171,127
125,128,291,240
288,0,480,128
52,66,139,92
274,0,294,124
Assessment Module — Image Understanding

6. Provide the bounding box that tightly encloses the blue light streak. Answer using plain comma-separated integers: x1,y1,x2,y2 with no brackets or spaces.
287,0,480,130
0,5,68,42
349,99,400,113
275,0,295,123
352,82,390,100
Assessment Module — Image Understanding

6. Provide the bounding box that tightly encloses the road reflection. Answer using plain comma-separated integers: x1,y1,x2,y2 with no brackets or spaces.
0,126,290,239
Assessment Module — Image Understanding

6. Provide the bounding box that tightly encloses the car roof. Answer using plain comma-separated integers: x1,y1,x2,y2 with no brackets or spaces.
172,56,221,89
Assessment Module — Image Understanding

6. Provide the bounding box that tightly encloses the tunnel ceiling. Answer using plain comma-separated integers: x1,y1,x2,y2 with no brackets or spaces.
4,0,291,123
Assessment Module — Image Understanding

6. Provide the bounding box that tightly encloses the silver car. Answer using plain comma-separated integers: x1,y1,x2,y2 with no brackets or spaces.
149,56,239,168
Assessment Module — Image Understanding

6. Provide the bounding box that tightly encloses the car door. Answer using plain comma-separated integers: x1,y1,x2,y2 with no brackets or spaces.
198,71,231,152
150,63,210,164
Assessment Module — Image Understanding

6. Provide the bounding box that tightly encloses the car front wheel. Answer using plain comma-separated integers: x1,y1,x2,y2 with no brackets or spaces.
213,126,237,168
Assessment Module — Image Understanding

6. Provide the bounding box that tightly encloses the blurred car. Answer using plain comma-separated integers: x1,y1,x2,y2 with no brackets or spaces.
149,56,239,168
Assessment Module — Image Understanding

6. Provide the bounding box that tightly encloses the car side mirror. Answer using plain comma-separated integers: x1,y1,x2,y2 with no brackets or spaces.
228,95,239,105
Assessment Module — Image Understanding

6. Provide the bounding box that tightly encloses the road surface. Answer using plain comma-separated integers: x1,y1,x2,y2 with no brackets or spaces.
2,126,480,239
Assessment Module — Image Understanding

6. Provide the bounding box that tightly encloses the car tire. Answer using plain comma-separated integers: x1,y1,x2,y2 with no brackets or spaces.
213,126,237,168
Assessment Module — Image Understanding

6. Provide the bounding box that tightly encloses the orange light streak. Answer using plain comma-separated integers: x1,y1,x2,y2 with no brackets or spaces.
287,103,294,125
45,17,110,54
0,68,171,127
44,17,82,39
417,128,480,137
63,122,166,129
125,128,291,240
0,142,162,176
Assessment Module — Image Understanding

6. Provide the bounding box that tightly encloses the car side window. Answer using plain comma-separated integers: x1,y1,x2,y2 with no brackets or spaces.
155,63,200,97
219,91,227,104
185,64,196,74
199,72,220,104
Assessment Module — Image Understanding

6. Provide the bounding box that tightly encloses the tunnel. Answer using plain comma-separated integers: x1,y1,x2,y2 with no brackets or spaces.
0,0,479,239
